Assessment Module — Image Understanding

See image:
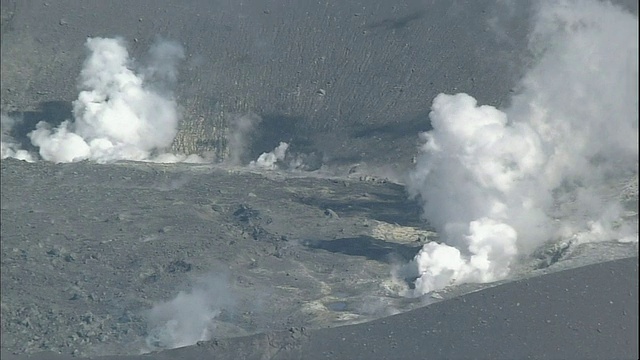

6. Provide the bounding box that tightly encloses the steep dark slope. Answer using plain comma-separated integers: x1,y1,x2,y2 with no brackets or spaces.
0,0,532,168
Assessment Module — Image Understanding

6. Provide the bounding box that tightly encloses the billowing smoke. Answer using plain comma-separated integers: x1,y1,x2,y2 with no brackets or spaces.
1,113,35,162
226,113,262,165
26,37,198,163
248,141,321,171
250,141,289,169
406,0,638,295
144,275,234,352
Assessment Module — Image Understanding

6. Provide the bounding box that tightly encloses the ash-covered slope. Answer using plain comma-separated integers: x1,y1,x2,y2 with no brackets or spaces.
0,0,533,168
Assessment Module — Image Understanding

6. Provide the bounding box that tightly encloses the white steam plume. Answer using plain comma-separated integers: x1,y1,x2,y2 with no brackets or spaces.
27,37,195,163
406,0,638,295
226,113,262,165
250,141,289,169
144,275,234,352
248,141,318,171
1,113,35,162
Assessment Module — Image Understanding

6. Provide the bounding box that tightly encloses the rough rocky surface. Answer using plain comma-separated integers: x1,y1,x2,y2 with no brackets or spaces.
1,158,434,357
2,255,637,359
1,1,638,359
2,159,637,359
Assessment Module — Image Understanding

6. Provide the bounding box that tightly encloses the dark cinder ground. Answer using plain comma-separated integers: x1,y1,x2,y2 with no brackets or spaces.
2,159,637,360
1,0,639,359
1,159,434,357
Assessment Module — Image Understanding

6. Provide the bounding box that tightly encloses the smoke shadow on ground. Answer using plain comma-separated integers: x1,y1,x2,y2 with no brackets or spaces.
6,100,72,151
294,188,424,228
0,0,17,37
350,111,432,140
302,236,422,263
365,10,427,31
250,113,315,157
